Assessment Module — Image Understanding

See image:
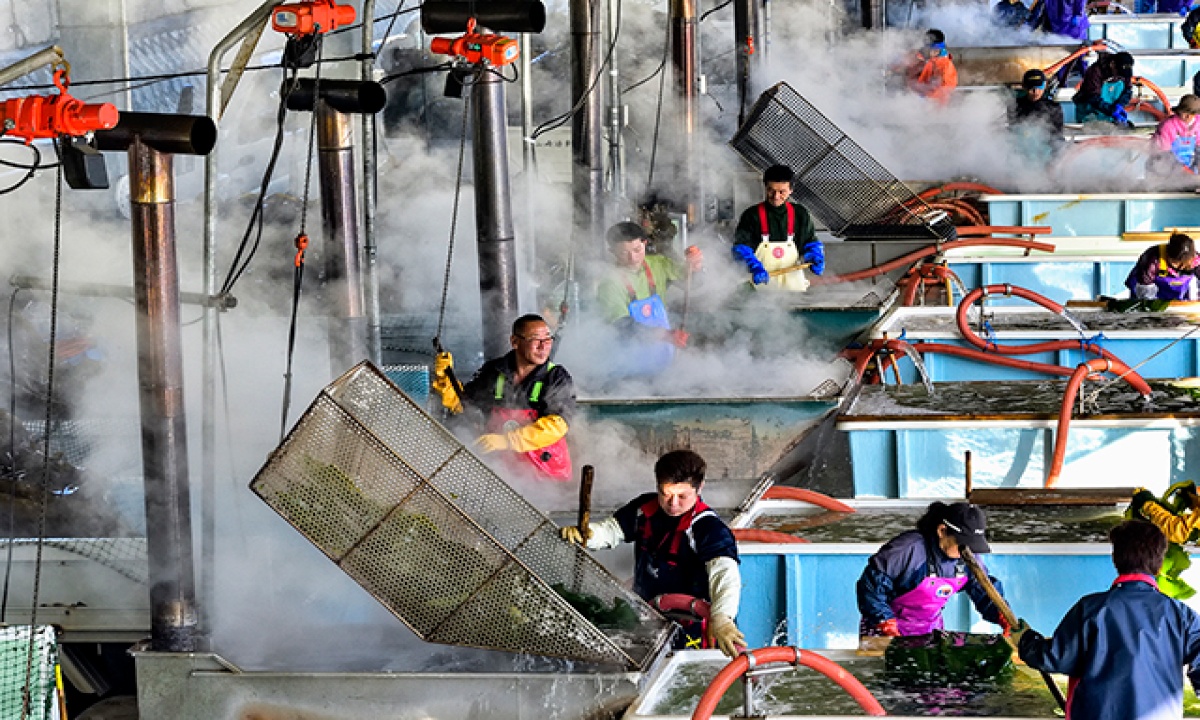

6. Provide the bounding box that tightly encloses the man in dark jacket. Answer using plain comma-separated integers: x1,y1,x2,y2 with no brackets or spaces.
1010,69,1064,134
1017,520,1200,720
431,314,576,481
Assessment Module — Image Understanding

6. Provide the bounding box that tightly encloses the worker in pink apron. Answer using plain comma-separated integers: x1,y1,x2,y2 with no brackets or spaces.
857,501,1009,637
431,314,575,481
731,165,825,292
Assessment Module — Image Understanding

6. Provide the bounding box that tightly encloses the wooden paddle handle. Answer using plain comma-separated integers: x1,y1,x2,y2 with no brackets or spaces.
961,547,1018,627
578,465,594,533
767,262,812,278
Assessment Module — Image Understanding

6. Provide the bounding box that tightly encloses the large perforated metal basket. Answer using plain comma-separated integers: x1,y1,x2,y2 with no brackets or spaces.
250,362,674,669
730,82,953,240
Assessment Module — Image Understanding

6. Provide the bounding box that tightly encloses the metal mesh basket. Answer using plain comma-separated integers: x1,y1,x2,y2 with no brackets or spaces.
250,362,674,669
730,82,950,239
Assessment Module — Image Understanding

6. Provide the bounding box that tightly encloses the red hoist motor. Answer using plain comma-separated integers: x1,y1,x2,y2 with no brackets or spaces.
271,0,356,35
0,70,117,142
430,18,520,66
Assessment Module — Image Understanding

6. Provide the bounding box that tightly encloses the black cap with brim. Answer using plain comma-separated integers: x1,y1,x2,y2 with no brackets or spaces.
942,502,992,553
948,523,991,553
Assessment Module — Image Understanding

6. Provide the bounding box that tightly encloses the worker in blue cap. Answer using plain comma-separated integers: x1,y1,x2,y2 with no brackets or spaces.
731,164,824,292
1015,520,1200,720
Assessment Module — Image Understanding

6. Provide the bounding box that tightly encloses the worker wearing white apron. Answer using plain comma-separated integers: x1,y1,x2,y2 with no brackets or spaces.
731,164,825,292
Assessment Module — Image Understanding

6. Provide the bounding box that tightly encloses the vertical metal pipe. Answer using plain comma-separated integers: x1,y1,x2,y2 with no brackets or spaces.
361,0,383,364
129,138,198,653
473,72,520,359
317,103,368,375
606,0,624,197
570,0,605,244
520,33,539,274
670,0,698,225
733,0,763,124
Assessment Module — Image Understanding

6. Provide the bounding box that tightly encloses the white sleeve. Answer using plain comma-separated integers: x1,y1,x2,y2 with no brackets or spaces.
585,517,626,549
1135,283,1159,300
706,556,742,619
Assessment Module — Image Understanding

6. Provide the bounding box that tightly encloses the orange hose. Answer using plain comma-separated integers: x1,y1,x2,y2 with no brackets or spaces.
690,646,887,720
1132,76,1171,118
813,238,1056,285
761,486,856,512
1046,359,1111,488
732,528,811,544
653,593,712,619
916,181,1004,200
954,226,1052,236
1043,41,1109,77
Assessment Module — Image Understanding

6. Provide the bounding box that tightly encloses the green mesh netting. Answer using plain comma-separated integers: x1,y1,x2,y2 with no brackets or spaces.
0,626,60,720
884,630,1013,685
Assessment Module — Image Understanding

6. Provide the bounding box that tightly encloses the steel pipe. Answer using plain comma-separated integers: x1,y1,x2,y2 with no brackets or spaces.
571,0,605,244
285,78,387,114
472,72,520,358
732,0,763,123
0,46,65,88
128,137,198,653
421,1,547,33
8,275,235,309
361,0,382,364
671,0,699,225
316,104,368,374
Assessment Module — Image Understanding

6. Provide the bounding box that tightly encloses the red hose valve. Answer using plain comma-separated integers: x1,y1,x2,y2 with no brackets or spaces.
272,0,356,35
430,18,520,67
0,71,118,143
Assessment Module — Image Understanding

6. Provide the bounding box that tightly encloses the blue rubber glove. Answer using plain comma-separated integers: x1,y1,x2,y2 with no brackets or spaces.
1112,104,1130,127
731,244,770,285
801,242,826,276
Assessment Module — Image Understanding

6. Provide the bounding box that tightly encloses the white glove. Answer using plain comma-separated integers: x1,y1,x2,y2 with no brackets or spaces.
707,613,746,658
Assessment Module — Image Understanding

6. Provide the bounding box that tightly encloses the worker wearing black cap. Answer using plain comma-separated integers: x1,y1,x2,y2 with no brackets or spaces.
1010,69,1064,135
857,501,1008,639
1074,51,1135,126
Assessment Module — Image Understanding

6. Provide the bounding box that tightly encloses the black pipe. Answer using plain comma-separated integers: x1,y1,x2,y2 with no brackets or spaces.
285,79,387,115
95,112,217,155
316,104,368,374
472,71,520,358
422,0,546,33
128,137,199,653
733,0,763,124
571,0,605,244
9,275,235,309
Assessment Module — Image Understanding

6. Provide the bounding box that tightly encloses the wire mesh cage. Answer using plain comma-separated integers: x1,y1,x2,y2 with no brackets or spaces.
0,626,61,720
250,362,675,669
730,82,955,241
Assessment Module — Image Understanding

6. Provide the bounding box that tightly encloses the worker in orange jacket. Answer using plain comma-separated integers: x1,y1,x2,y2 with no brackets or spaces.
906,29,958,104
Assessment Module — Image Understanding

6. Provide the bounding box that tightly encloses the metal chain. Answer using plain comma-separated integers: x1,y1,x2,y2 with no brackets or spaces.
435,74,473,345
298,35,323,236
23,161,62,720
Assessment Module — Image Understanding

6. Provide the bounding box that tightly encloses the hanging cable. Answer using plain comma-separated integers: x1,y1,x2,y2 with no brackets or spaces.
434,70,474,349
21,160,62,720
530,0,623,140
0,138,43,195
1,287,23,622
279,35,324,441
646,19,670,187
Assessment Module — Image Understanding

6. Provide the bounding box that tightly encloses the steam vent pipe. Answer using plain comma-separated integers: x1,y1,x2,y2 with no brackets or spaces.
571,0,605,244
732,0,763,123
286,78,386,375
671,0,699,225
473,68,521,358
95,112,218,653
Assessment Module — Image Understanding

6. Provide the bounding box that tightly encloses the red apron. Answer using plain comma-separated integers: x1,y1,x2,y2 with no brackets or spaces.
485,366,571,481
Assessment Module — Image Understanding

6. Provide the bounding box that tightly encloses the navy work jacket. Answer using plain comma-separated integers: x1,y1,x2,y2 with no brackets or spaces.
1019,577,1200,720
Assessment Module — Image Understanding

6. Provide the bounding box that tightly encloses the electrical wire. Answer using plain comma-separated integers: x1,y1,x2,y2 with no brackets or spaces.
0,139,42,196
1,287,23,622
647,20,670,187
622,18,670,95
699,0,733,21
530,0,622,141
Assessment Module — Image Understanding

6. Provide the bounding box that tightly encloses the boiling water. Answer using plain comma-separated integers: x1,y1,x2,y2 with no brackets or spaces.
640,656,1200,717
751,506,1125,544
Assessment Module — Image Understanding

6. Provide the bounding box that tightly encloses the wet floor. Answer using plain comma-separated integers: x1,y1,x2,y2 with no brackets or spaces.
749,505,1125,544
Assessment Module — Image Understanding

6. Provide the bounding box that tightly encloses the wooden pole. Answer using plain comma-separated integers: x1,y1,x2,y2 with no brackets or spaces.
961,547,1067,711
964,450,973,498
578,465,594,537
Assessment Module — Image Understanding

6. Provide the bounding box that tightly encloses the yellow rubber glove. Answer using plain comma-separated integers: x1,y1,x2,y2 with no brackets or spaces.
429,352,462,413
560,525,593,545
706,613,746,658
504,415,568,452
474,433,509,453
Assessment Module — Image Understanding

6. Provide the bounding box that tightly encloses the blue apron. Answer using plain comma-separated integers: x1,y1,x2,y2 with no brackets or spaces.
621,261,675,375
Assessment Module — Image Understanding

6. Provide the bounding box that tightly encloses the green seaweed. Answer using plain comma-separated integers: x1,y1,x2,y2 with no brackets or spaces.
551,583,640,630
884,630,1014,685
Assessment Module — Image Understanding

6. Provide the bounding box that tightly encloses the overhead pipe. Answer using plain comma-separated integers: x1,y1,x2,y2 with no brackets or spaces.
813,236,1055,285
0,46,65,88
732,0,764,123
605,0,625,196
520,33,539,272
473,68,521,358
9,275,236,309
286,79,386,375
95,112,218,653
571,0,606,244
671,0,699,225
361,0,382,365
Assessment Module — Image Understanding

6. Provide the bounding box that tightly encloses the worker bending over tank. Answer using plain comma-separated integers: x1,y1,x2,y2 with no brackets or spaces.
593,221,702,376
431,314,576,481
857,501,1009,638
1130,481,1200,599
731,164,825,292
1125,233,1200,301
1016,520,1200,720
561,449,746,657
